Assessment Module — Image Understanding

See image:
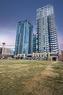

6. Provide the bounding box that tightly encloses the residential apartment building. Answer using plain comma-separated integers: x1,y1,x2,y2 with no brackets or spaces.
36,5,59,55
15,20,33,55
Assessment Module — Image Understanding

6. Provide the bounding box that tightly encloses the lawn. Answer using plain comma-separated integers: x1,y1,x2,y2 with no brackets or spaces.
0,59,63,95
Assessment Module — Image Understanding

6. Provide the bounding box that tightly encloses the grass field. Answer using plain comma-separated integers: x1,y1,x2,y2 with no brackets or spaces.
0,59,63,95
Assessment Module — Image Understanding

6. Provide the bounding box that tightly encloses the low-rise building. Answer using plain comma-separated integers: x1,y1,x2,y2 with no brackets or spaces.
0,47,14,58
59,50,63,61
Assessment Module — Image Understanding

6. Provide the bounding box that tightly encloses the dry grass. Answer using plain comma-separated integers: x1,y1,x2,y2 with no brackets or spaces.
0,59,63,95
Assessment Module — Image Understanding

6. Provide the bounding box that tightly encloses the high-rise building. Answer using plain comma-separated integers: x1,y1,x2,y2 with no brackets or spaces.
15,20,33,55
33,33,36,53
36,5,59,54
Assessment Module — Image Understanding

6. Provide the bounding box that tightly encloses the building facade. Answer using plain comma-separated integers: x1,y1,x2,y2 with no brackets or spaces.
33,33,36,53
36,5,59,55
15,20,33,55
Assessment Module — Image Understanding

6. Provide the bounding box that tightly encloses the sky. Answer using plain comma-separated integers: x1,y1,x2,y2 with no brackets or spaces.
0,0,63,50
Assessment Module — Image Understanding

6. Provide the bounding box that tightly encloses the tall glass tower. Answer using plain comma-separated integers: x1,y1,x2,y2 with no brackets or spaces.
15,20,33,55
36,5,59,54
